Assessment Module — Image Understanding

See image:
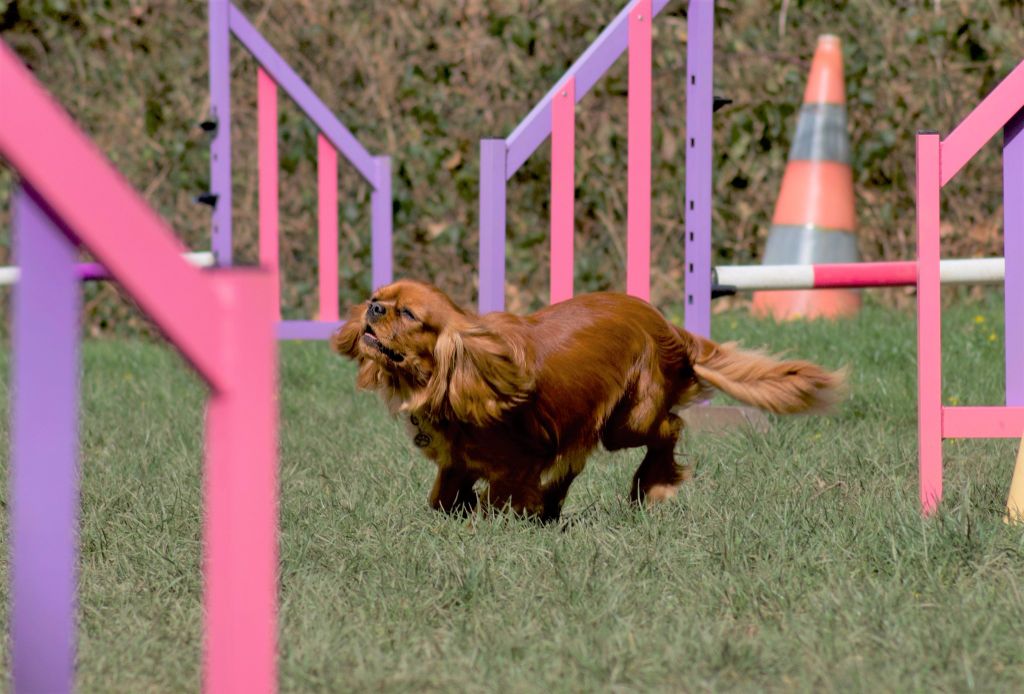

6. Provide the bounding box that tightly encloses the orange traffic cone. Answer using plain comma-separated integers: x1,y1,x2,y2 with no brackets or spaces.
752,34,860,320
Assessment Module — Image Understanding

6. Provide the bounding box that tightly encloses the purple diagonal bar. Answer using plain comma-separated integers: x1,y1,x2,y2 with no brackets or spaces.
371,155,393,290
10,186,81,694
209,0,232,266
479,139,507,313
504,0,671,179
1005,107,1024,406
227,2,377,184
684,0,714,338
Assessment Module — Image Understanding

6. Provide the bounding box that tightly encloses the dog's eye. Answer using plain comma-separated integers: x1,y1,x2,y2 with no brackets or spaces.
400,307,417,321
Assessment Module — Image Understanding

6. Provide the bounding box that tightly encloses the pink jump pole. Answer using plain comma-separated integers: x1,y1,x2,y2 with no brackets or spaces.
318,134,340,322
916,131,943,515
258,67,281,320
626,0,653,301
204,272,278,694
550,76,576,304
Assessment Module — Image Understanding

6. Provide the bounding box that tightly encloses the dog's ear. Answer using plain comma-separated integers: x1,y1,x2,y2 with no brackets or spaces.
330,302,368,358
419,323,533,426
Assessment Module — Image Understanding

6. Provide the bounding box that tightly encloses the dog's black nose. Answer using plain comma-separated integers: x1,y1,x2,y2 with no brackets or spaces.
367,301,386,322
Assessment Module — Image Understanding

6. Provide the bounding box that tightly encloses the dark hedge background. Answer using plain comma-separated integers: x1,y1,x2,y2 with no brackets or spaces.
1,0,1019,331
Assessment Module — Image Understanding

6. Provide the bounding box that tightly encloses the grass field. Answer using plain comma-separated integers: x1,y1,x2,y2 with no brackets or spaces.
1,295,1023,692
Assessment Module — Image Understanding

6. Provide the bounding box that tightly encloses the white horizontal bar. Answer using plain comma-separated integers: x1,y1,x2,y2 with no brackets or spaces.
715,257,1005,291
183,251,216,268
716,264,814,290
0,251,216,286
939,257,1004,284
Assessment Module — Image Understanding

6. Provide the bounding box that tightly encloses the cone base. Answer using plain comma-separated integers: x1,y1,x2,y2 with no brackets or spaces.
1004,437,1024,525
751,288,860,321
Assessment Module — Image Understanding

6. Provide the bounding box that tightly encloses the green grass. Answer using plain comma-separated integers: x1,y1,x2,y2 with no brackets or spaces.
2,295,1024,692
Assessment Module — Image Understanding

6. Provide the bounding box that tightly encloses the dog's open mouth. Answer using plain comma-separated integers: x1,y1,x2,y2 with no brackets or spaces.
362,324,405,362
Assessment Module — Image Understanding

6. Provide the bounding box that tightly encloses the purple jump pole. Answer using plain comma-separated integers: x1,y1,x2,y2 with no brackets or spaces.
209,0,232,266
1005,108,1024,406
479,139,508,313
371,155,393,291
684,0,714,338
10,186,81,694
318,135,340,322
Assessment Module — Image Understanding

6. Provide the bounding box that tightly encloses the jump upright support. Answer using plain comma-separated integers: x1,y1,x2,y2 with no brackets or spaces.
1,41,280,693
477,0,716,328
916,59,1024,514
208,0,393,339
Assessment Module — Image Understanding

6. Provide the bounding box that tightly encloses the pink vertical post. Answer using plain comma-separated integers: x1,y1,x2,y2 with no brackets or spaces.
258,67,281,320
318,133,339,322
550,76,576,304
917,131,943,514
627,0,652,301
204,271,278,694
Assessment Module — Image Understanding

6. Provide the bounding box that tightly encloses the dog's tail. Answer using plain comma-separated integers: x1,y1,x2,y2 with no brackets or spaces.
686,332,847,415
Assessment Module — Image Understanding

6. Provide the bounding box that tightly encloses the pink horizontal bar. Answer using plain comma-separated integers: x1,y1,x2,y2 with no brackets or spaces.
277,320,342,340
941,59,1024,186
813,261,916,288
942,406,1024,439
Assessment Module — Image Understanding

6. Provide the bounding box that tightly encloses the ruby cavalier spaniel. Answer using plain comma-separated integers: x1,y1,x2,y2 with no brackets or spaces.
332,279,846,521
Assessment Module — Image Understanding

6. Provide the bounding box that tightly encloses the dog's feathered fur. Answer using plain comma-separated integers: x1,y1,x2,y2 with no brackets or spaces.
332,279,846,520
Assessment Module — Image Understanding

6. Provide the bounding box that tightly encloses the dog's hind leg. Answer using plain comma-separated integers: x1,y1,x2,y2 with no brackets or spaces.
629,412,692,505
